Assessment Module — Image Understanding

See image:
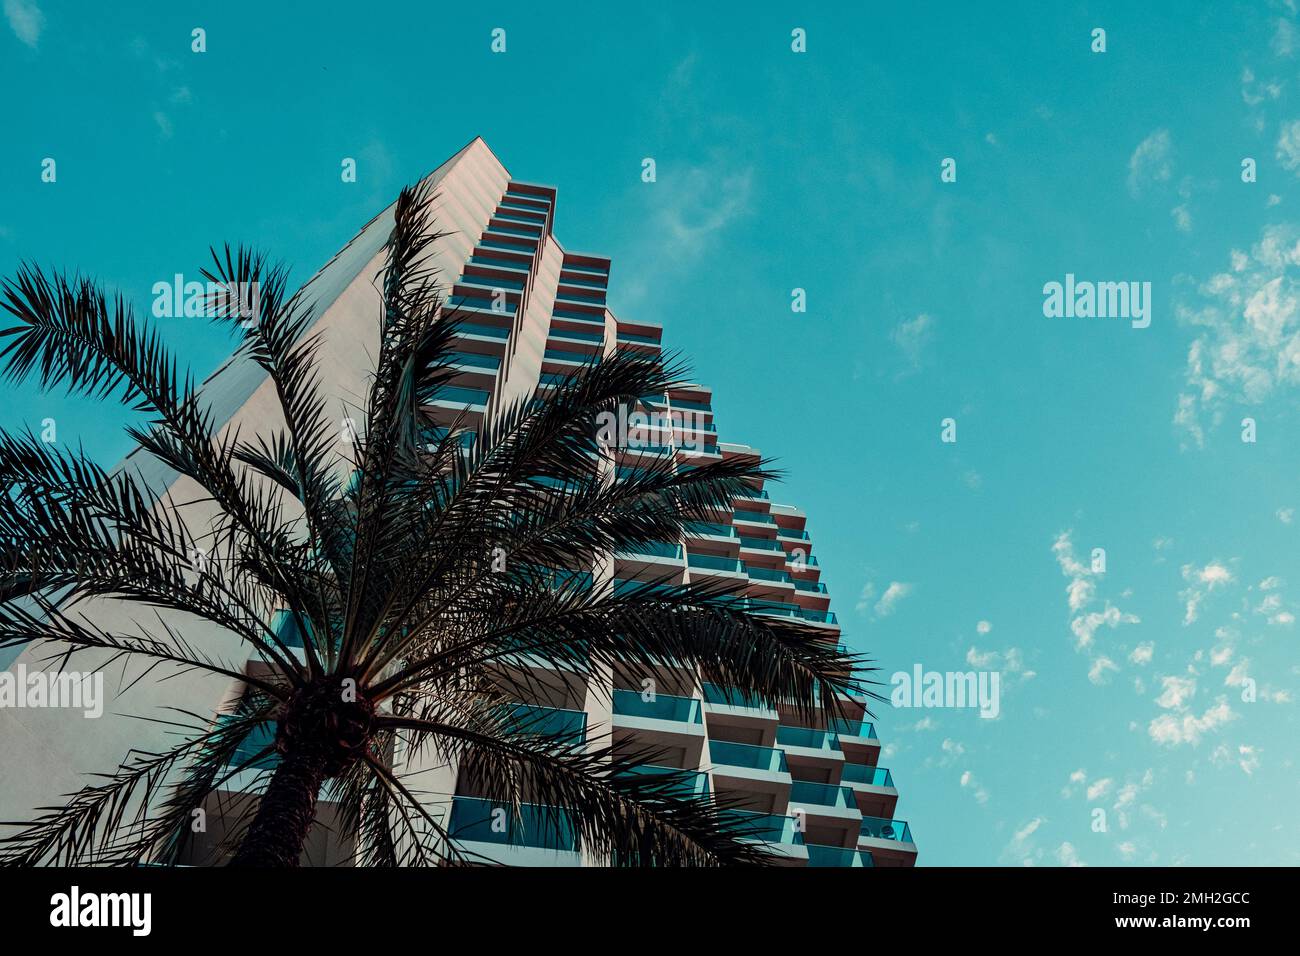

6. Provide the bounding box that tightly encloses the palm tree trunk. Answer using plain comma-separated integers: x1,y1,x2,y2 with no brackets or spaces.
228,746,328,867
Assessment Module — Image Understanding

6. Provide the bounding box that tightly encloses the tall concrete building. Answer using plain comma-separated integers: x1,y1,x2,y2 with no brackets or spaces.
0,138,916,867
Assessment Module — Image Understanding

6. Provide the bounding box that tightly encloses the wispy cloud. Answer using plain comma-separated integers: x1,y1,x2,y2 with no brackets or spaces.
4,0,43,48
1179,561,1234,625
1127,129,1172,197
890,313,935,370
1175,224,1300,445
873,581,913,617
617,158,753,307
1148,696,1236,747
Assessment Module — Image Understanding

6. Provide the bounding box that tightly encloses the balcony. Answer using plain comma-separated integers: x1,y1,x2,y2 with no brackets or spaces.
686,552,746,579
842,763,898,818
841,764,893,788
684,521,737,541
834,718,882,764
448,796,582,866
455,322,511,344
542,347,600,367
711,740,787,772
805,844,874,868
467,254,530,273
617,764,709,799
614,540,685,580
701,682,778,736
447,351,501,373
793,579,828,595
789,781,856,809
725,810,807,865
427,384,489,413
709,741,791,808
506,703,587,742
611,689,705,768
547,327,604,346
747,566,793,587
858,815,918,867
611,689,701,724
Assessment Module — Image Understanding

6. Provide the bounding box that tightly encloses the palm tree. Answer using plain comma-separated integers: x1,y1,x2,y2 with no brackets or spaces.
0,182,874,867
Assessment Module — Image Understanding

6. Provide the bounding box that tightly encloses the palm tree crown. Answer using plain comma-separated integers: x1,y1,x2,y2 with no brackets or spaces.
0,181,875,867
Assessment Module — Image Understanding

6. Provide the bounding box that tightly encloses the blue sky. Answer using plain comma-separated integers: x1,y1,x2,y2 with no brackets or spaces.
3,1,1298,865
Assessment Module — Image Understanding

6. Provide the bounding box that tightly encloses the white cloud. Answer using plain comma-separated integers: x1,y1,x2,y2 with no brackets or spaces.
1013,817,1043,844
1148,697,1236,746
1071,603,1139,650
1156,675,1196,709
1171,204,1192,233
891,313,934,369
1278,507,1295,525
1242,66,1284,107
1087,655,1119,685
874,581,912,617
1129,642,1155,665
1086,778,1113,801
966,645,1035,690
618,158,753,306
1175,224,1300,442
1275,17,1297,57
1128,129,1172,197
1052,530,1097,611
1117,841,1138,860
855,581,876,615
1055,841,1086,867
1179,561,1235,624
1279,120,1300,172
976,620,992,635
1212,742,1263,775
960,770,990,804
3,0,42,47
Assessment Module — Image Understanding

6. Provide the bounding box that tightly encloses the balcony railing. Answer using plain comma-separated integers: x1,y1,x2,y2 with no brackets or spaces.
806,844,874,867
457,323,511,341
841,764,894,787
448,796,579,852
859,816,914,844
617,764,709,798
687,552,745,574
701,683,772,709
615,541,684,562
429,384,490,409
710,741,788,773
747,566,792,585
788,782,856,809
725,810,804,846
776,725,839,751
611,689,702,724
685,521,736,538
793,579,828,594
506,703,588,740
739,536,784,552
733,510,775,524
